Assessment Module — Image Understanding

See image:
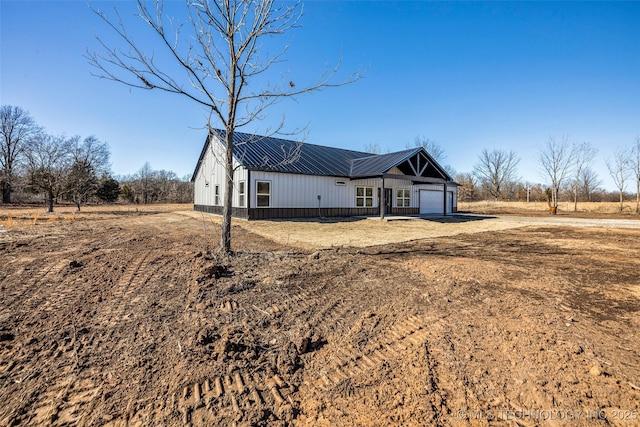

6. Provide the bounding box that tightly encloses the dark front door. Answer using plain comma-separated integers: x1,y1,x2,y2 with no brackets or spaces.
378,188,393,214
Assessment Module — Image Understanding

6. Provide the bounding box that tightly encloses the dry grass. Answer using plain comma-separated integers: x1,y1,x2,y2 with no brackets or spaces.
0,203,192,232
459,200,640,215
176,210,526,249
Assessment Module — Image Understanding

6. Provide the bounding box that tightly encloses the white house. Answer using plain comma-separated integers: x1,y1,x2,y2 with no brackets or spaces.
192,129,458,220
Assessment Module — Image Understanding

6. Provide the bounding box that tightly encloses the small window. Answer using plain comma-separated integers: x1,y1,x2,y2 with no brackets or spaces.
335,180,347,186
356,186,373,207
256,181,271,207
215,185,220,205
238,181,246,207
396,189,410,207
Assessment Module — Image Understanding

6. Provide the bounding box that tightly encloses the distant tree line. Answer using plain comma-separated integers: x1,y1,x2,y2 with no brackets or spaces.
370,134,640,214
1,105,193,211
116,162,193,205
455,135,640,214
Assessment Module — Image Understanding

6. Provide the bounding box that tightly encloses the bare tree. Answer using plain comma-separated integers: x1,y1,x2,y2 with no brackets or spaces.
1,105,42,203
135,162,156,204
579,166,601,202
65,136,111,211
571,142,597,211
26,134,73,213
364,143,382,154
408,136,445,162
538,136,574,214
472,149,520,201
632,136,640,214
455,172,476,202
607,147,631,213
87,0,360,254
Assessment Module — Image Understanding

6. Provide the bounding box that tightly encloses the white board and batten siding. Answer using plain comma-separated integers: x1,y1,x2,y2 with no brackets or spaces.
250,172,425,209
193,142,248,208
250,171,388,208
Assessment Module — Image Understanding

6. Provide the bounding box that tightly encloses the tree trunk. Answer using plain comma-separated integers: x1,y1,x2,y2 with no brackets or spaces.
573,185,578,212
620,191,624,213
2,183,10,204
636,177,640,215
221,129,234,255
48,190,54,213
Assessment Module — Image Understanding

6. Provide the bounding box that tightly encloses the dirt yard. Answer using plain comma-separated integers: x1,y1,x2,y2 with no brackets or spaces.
1,205,639,426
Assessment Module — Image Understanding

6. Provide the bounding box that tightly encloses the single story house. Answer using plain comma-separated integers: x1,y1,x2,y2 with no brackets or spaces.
192,129,458,220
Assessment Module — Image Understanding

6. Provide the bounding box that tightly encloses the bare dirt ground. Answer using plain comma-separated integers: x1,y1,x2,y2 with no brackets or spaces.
1,205,639,426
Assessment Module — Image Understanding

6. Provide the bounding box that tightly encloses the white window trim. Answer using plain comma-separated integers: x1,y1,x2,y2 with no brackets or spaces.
396,188,410,207
256,180,271,208
238,180,246,207
355,186,374,208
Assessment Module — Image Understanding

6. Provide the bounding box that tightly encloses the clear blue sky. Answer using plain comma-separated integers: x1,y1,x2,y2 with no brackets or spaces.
2,1,639,191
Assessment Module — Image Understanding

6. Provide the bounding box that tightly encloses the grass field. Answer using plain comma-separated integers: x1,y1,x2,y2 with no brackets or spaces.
459,200,640,216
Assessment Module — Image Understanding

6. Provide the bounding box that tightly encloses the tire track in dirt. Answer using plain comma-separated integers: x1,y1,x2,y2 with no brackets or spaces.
100,250,155,327
167,371,295,426
2,257,70,311
310,315,434,389
26,251,183,427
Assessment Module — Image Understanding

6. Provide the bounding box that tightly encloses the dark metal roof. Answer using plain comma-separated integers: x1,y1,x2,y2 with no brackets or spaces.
350,148,422,177
221,129,371,176
192,129,454,182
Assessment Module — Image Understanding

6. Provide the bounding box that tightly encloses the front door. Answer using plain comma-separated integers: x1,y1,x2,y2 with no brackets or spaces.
378,188,393,214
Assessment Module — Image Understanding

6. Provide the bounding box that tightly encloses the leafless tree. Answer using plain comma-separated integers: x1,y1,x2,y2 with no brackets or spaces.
364,143,382,154
25,134,73,212
1,105,43,203
472,149,520,201
632,136,640,214
579,166,601,202
65,136,111,211
454,172,476,202
538,136,574,214
408,136,445,162
87,0,360,254
606,147,631,213
571,142,597,211
135,162,156,204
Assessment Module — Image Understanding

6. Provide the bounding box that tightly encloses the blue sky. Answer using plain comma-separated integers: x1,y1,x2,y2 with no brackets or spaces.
1,1,639,191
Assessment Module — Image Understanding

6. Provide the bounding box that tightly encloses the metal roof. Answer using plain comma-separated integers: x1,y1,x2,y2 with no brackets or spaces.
350,148,422,177
192,129,454,181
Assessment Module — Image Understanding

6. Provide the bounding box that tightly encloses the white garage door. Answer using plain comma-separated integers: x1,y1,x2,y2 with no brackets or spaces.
419,190,444,214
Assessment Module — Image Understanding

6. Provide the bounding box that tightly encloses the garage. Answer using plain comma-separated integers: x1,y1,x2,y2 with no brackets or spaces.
419,190,444,214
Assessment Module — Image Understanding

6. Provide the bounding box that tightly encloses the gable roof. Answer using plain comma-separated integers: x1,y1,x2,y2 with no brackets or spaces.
192,129,454,182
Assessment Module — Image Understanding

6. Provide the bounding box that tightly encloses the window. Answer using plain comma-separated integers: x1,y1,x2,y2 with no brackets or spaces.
214,185,220,205
396,189,410,207
256,181,271,207
335,180,347,186
356,186,373,207
238,181,245,207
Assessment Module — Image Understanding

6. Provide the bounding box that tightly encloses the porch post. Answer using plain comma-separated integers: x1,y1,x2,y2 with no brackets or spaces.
443,183,447,216
380,176,385,220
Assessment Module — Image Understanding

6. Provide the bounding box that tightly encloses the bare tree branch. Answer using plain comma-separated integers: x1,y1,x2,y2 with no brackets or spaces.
87,0,363,253
538,136,575,213
606,147,631,213
473,149,520,201
571,142,597,211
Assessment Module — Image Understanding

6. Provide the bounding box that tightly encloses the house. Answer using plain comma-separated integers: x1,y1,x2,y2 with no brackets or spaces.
191,129,458,220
